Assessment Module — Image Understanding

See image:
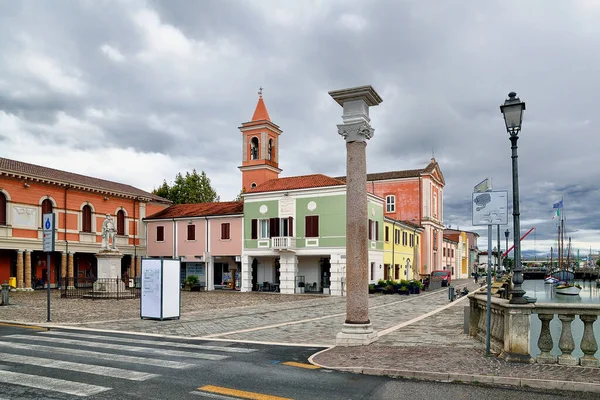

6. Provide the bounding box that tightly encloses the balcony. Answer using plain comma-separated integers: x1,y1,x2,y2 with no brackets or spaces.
272,236,296,252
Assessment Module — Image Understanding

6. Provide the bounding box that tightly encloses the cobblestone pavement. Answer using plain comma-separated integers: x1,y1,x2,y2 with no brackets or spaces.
2,279,599,393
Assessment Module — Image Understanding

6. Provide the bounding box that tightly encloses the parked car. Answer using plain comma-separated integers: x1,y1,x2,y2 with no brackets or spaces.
431,270,451,286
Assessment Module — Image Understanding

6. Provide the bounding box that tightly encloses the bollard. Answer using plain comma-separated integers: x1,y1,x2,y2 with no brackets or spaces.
448,286,455,302
1,281,10,306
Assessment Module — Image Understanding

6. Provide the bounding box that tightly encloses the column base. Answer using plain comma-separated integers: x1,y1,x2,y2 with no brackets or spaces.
336,323,378,346
535,354,557,364
500,352,534,363
16,288,34,292
558,354,579,366
580,356,600,368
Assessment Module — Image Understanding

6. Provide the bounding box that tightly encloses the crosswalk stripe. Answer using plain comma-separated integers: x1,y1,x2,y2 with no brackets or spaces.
0,352,159,381
39,331,256,353
5,335,229,361
0,370,110,397
0,342,193,369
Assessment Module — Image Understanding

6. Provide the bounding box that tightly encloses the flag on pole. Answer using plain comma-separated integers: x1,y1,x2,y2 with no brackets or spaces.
552,199,563,220
553,200,563,209
552,208,561,220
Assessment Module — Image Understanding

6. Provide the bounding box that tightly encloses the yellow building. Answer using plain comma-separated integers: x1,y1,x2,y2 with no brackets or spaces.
383,217,423,281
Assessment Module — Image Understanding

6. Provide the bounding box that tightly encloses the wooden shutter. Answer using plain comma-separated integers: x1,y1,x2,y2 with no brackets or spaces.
375,221,379,241
0,193,5,225
269,217,280,238
305,215,318,238
221,223,230,240
82,205,92,232
385,226,389,242
188,224,195,241
251,219,257,239
157,226,164,241
368,220,372,240
288,217,293,237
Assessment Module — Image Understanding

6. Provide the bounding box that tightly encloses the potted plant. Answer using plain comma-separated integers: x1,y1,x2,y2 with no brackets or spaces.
368,284,375,294
184,275,201,291
398,284,410,295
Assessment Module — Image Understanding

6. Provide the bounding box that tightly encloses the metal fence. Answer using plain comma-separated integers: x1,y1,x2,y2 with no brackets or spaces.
61,277,140,299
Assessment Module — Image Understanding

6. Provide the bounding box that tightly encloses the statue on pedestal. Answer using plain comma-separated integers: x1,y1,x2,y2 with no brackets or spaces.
101,214,118,251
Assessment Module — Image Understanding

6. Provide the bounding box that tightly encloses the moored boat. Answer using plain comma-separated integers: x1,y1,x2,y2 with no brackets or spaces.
556,284,581,295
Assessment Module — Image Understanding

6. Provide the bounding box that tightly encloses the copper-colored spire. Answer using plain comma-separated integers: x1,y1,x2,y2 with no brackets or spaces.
251,87,271,122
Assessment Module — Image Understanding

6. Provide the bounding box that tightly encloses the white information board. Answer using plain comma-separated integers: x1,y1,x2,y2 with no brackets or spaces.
472,190,508,226
140,258,181,320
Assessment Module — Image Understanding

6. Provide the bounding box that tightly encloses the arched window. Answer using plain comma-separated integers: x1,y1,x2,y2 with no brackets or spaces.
0,192,6,225
41,199,53,225
250,137,259,160
82,205,92,233
268,139,273,161
117,209,125,235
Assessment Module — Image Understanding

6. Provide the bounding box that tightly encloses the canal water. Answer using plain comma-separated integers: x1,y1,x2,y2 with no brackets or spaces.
525,279,600,358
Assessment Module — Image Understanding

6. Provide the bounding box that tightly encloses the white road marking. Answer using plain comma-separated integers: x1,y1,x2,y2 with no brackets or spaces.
0,370,110,397
4,335,228,361
0,352,159,381
39,331,256,353
0,342,193,369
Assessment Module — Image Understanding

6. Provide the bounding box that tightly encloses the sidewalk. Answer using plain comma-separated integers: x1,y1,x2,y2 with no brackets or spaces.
1,279,598,394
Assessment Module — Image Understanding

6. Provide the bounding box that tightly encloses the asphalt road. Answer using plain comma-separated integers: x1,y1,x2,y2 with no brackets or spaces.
0,325,591,399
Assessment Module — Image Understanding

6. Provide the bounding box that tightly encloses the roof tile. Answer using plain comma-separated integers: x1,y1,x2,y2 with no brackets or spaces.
145,201,243,219
247,174,344,194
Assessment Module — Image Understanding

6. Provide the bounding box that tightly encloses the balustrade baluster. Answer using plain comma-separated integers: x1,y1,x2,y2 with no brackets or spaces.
557,314,578,366
579,315,599,367
536,313,556,364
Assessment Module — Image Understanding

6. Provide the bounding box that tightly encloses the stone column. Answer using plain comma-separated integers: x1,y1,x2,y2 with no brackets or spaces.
24,250,32,290
205,254,214,291
135,256,141,278
67,252,74,288
16,250,24,290
501,303,534,363
330,85,382,346
279,254,298,295
579,315,599,367
240,255,252,292
61,252,67,289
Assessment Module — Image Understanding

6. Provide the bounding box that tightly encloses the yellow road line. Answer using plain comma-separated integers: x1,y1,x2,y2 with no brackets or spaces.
0,322,46,330
197,385,292,400
281,361,320,370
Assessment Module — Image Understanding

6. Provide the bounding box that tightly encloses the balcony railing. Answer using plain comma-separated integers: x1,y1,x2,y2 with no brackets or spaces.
272,236,296,251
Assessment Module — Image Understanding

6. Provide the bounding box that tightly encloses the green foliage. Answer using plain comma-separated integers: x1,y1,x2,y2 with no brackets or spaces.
184,275,199,285
596,259,600,268
377,279,386,286
153,169,220,204
233,187,246,202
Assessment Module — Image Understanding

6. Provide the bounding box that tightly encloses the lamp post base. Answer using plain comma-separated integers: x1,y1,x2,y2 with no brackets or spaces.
336,323,378,346
509,289,528,304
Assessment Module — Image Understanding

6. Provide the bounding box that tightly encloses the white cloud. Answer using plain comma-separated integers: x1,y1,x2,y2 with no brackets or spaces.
14,52,86,96
100,44,126,62
337,14,367,32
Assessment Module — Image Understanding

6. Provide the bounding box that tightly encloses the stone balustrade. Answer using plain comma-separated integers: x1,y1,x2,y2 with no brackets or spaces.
469,294,600,367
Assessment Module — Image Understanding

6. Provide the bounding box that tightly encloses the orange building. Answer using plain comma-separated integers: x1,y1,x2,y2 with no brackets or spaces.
238,90,282,192
0,158,170,289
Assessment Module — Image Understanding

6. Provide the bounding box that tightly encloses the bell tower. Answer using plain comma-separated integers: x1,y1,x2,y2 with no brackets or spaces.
238,88,282,191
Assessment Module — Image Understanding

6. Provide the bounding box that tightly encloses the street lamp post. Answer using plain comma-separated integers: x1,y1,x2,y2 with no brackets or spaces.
500,92,527,304
504,229,510,270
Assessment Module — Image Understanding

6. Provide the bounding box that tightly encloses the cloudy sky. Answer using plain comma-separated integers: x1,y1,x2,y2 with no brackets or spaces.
1,0,599,257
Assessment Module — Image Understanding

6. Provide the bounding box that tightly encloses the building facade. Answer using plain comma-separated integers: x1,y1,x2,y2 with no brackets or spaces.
0,157,169,289
144,202,244,290
241,174,385,296
383,217,423,281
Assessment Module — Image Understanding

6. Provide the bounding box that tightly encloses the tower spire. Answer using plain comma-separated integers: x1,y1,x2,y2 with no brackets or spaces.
251,87,271,122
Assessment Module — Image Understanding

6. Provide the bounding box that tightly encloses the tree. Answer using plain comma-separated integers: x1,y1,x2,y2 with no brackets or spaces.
233,187,246,202
152,170,219,204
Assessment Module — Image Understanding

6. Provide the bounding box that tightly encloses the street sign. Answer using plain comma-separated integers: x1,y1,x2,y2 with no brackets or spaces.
42,213,55,252
474,178,492,193
472,190,508,226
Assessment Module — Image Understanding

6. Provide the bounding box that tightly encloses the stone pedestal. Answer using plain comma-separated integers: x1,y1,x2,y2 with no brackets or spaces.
501,304,534,363
336,323,378,346
93,251,125,293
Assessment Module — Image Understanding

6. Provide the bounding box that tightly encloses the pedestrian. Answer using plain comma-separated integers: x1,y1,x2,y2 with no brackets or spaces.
474,271,479,284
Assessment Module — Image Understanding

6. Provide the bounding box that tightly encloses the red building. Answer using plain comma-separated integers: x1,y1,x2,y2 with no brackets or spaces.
0,158,170,289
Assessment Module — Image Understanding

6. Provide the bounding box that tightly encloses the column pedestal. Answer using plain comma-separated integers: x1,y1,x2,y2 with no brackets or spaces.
92,251,125,294
336,323,378,346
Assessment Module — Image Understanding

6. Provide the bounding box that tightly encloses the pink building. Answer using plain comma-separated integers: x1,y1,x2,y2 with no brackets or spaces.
442,236,457,276
144,202,243,290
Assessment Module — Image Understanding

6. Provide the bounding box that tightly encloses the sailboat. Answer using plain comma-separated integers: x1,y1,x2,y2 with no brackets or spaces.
544,246,560,284
554,216,581,295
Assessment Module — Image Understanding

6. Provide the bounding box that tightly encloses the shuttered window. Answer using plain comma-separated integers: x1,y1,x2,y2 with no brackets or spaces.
117,210,125,235
0,193,6,225
269,217,280,238
156,226,164,242
305,215,319,238
385,226,389,242
251,219,258,239
187,224,196,241
221,223,230,240
375,221,379,241
82,205,92,232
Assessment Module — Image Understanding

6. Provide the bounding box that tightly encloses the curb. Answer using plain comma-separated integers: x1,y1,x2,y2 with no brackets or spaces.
308,358,600,394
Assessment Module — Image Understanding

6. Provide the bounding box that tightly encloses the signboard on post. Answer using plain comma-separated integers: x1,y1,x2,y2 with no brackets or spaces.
473,177,492,193
472,191,508,226
42,213,55,252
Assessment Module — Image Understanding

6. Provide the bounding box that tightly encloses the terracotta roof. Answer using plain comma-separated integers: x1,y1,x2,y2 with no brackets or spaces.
335,159,440,182
443,233,460,243
247,174,345,194
145,201,243,219
0,157,169,202
399,220,423,230
251,95,271,122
